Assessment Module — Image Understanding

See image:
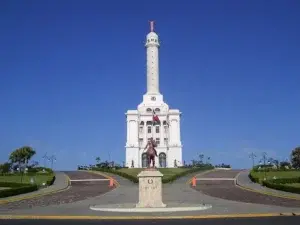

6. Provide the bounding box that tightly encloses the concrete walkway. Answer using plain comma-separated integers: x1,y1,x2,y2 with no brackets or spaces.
2,169,300,216
236,170,300,199
0,171,70,203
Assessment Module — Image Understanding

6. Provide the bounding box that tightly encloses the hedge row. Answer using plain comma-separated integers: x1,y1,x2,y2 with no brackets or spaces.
46,175,56,186
249,171,300,184
162,166,214,183
91,168,139,183
0,175,55,198
270,177,300,184
248,171,260,183
0,173,53,177
262,180,300,194
0,182,38,198
88,166,214,184
252,167,297,172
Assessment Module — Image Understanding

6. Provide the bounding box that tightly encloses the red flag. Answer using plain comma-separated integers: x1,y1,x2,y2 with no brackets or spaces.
152,110,160,125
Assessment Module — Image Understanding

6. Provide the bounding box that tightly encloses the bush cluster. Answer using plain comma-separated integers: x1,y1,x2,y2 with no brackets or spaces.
0,182,38,198
249,170,300,194
82,165,214,184
90,167,139,183
261,180,300,194
46,175,56,186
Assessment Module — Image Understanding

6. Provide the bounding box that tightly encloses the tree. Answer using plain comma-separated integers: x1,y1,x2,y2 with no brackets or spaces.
291,147,300,169
199,154,204,164
22,146,36,167
206,157,211,164
0,162,11,174
95,157,101,164
280,161,291,169
9,148,25,171
9,146,36,172
273,159,279,168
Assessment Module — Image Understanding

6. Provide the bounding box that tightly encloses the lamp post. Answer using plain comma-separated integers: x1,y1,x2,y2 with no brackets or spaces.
249,152,256,169
49,155,56,170
262,152,268,180
42,153,48,168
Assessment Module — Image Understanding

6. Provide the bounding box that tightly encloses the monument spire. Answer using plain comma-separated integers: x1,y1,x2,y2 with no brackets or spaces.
145,21,160,94
150,21,154,32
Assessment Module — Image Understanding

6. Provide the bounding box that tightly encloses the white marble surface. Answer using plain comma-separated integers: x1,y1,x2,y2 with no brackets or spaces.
136,170,166,208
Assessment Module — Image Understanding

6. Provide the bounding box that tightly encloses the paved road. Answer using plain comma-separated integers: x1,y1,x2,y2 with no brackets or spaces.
0,217,299,225
193,170,300,208
197,170,240,178
0,171,113,212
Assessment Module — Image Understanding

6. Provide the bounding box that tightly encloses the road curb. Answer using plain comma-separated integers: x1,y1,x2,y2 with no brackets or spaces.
85,170,120,187
235,171,300,200
0,173,71,205
185,169,216,185
0,212,299,220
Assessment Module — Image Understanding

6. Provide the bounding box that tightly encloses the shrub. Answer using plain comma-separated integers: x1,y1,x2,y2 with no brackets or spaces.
91,168,138,183
262,180,300,194
28,167,53,174
162,165,214,183
268,177,300,184
0,182,38,198
87,165,214,184
248,171,260,183
46,175,56,186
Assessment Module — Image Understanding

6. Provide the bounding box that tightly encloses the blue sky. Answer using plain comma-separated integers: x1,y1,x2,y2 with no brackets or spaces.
0,0,299,170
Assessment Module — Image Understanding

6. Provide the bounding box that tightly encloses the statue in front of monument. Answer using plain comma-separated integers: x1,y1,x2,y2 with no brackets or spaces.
144,138,158,168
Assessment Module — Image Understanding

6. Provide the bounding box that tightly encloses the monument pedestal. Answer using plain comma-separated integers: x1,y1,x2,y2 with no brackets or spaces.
136,169,166,208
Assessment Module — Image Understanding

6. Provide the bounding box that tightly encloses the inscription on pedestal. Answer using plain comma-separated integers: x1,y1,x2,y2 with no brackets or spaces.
136,170,166,208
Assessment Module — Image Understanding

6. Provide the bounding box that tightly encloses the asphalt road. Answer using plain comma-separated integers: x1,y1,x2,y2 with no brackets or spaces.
1,217,299,225
198,170,241,178
194,170,300,208
0,171,113,212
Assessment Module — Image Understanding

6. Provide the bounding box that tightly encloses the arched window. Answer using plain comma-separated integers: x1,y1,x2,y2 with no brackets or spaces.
155,108,160,112
146,108,152,112
142,153,148,168
159,153,167,168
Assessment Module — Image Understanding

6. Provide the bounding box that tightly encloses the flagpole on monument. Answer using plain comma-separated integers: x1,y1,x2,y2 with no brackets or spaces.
137,113,141,168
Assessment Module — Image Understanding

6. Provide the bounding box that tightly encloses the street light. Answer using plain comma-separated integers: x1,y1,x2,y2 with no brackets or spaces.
249,152,256,168
48,155,56,170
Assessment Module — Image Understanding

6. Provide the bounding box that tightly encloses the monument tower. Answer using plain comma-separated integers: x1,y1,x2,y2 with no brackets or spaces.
125,21,182,168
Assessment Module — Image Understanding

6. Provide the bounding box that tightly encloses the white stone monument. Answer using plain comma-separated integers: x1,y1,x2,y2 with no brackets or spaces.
136,169,166,208
125,21,182,168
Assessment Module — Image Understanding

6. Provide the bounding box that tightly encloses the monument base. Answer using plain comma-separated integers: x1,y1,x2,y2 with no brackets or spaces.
136,168,166,208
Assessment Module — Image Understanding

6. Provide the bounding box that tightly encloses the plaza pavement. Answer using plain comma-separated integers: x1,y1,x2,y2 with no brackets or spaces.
1,216,300,225
0,169,299,218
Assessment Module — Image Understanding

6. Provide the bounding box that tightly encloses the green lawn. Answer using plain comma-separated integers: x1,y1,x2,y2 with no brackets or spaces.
0,174,53,186
117,168,190,180
251,170,300,181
